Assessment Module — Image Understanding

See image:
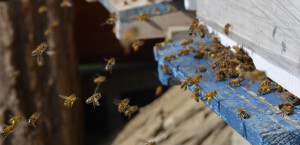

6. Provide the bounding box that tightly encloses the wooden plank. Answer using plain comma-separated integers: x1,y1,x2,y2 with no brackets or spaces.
153,36,300,145
197,0,300,77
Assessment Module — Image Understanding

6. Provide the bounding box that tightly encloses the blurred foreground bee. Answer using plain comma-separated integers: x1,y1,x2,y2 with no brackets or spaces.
28,112,41,128
161,65,171,75
197,24,206,38
121,28,138,55
237,108,250,119
138,13,150,21
44,28,51,36
60,0,72,7
178,49,190,56
9,70,20,79
94,75,106,85
277,85,286,93
9,116,22,125
86,93,102,108
189,19,199,36
196,65,206,72
102,13,115,26
131,40,144,52
181,39,193,47
155,86,163,96
38,5,47,14
164,55,176,61
193,87,200,102
32,42,48,66
224,23,231,35
203,90,217,102
104,57,116,74
229,78,242,87
279,103,293,116
1,125,14,140
59,94,77,108
146,141,157,145
124,105,138,119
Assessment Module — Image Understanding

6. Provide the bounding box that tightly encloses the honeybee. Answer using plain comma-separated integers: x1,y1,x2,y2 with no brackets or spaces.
28,112,41,128
60,0,72,7
203,90,217,102
1,125,14,139
155,40,171,49
155,85,163,96
260,79,271,87
164,55,176,61
181,39,193,47
44,28,52,36
224,23,231,35
225,68,239,78
277,85,286,93
237,108,250,119
257,86,271,95
196,65,206,72
131,40,144,52
195,41,204,46
9,116,22,125
52,20,60,27
138,13,150,21
193,49,206,59
229,78,243,87
193,87,200,102
9,70,20,78
188,46,196,53
102,13,115,26
104,57,116,74
286,92,300,106
32,42,48,56
279,103,293,116
211,35,219,43
94,75,106,84
124,105,138,119
181,77,192,90
121,27,138,55
190,75,203,86
59,94,77,108
189,18,199,36
178,49,190,56
243,70,266,81
197,24,206,38
161,64,171,75
215,68,226,81
38,5,47,14
146,141,157,145
113,98,130,113
86,93,102,108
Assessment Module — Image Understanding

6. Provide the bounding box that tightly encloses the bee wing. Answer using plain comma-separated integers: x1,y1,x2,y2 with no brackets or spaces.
59,95,68,100
94,100,100,107
113,99,121,106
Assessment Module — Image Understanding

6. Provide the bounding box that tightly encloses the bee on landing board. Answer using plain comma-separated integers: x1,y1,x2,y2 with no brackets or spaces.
193,87,201,102
86,93,102,108
229,78,243,87
1,125,14,140
164,55,176,62
237,108,250,119
279,103,294,116
104,57,116,74
196,65,206,73
189,18,199,36
203,90,217,102
161,65,172,75
181,77,192,90
28,112,41,128
59,94,77,108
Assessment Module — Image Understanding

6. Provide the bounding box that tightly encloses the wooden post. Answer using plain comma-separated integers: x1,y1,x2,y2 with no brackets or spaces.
0,1,82,145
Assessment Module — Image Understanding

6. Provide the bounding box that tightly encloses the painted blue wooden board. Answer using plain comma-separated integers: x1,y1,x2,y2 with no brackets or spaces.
153,37,300,145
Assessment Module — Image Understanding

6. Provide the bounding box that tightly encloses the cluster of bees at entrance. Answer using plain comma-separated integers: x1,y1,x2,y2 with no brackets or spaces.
159,18,300,120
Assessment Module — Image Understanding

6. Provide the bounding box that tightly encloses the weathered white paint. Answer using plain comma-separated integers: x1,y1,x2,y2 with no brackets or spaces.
197,0,300,77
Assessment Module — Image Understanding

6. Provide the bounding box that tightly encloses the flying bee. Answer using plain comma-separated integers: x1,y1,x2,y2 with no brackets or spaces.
1,125,14,140
277,85,286,93
229,78,243,87
237,108,250,119
9,116,22,125
161,64,171,75
211,35,220,43
203,90,217,102
86,93,102,108
9,70,20,79
44,28,52,36
193,87,200,102
38,5,47,14
181,77,192,90
164,55,176,61
59,94,77,108
52,20,60,27
155,85,163,96
224,23,231,35
196,65,206,72
113,98,130,113
181,39,193,47
28,112,41,128
286,92,300,106
178,49,190,56
279,103,293,116
197,24,206,38
121,27,138,55
138,13,150,21
94,75,106,85
104,57,116,74
131,40,144,52
102,13,115,26
32,42,48,56
124,105,138,119
60,0,73,7
190,75,203,86
189,18,199,36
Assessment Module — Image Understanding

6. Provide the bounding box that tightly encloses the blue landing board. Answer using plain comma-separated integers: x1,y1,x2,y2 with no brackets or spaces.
153,37,300,145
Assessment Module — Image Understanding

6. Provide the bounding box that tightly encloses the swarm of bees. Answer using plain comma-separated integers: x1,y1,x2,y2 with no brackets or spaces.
113,98,138,119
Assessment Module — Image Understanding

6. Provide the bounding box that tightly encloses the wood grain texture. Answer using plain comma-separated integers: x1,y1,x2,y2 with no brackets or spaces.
197,0,300,76
154,37,300,145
